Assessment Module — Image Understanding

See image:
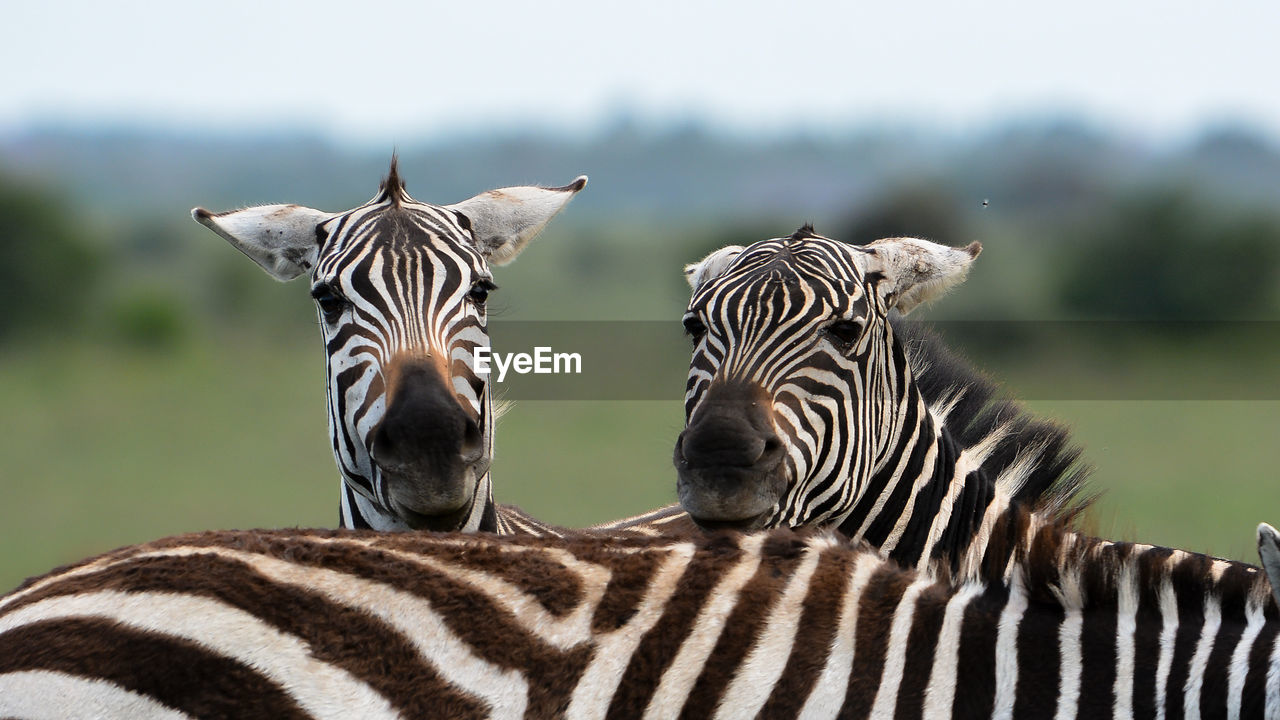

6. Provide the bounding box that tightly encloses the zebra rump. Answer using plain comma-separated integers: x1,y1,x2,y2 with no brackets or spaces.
1,515,1277,719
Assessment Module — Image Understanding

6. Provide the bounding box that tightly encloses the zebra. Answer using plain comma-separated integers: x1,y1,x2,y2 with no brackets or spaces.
0,510,1276,718
192,160,583,533
674,226,1112,578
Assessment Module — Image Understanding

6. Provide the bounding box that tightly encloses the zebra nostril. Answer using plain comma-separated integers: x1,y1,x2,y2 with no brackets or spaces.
371,422,389,461
760,434,783,463
370,423,398,466
459,419,483,464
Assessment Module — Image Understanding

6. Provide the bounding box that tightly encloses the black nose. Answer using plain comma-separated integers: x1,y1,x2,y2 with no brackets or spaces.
676,381,784,471
371,361,479,473
678,420,782,469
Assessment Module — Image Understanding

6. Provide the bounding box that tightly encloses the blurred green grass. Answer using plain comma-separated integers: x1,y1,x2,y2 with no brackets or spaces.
1,338,1276,592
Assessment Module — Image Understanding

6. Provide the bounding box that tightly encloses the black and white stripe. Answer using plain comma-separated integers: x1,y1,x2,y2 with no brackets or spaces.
675,227,1092,576
1,514,1276,718
193,162,584,534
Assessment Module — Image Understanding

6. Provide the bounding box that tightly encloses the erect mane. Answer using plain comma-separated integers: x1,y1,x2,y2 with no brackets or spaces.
787,223,821,241
378,155,410,207
893,318,1094,522
970,505,1277,618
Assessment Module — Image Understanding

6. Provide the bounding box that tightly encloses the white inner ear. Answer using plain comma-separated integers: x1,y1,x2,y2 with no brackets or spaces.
685,245,745,290
858,238,981,314
192,204,333,282
447,177,586,266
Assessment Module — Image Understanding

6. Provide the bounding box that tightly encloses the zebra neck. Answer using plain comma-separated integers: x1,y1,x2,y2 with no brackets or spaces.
464,471,500,532
835,389,1022,574
337,473,500,532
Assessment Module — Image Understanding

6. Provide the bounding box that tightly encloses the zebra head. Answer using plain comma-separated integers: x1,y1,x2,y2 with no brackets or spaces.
674,225,980,531
192,161,585,531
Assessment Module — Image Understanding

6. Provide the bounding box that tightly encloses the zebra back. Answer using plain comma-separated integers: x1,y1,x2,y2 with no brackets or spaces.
2,514,1276,718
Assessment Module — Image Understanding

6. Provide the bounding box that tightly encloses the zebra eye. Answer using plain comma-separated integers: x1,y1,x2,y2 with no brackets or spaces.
310,284,348,324
825,320,863,346
682,315,707,341
468,280,497,306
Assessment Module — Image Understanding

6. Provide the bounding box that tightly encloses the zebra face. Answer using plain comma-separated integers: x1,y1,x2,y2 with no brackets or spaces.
310,204,496,530
675,226,979,531
193,162,585,531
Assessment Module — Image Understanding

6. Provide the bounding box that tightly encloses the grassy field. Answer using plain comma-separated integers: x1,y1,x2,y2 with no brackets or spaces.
1,338,1276,592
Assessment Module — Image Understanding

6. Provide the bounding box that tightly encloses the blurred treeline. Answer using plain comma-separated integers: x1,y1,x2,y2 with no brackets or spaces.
2,118,1279,346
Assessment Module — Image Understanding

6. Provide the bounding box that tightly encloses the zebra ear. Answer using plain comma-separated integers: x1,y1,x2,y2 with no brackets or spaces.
856,237,982,314
684,246,746,291
191,204,334,282
1258,523,1280,607
448,176,587,266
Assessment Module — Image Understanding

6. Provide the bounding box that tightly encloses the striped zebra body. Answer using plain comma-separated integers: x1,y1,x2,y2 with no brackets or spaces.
2,513,1277,718
590,504,698,536
675,227,1099,576
193,162,583,534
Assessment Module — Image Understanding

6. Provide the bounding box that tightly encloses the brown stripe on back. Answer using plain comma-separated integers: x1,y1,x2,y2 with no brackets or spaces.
756,547,848,717
0,617,310,719
154,531,586,617
894,583,951,720
1076,544,1122,718
1201,584,1246,720
676,534,809,720
2,552,487,718
1133,546,1175,720
1241,622,1278,719
590,547,665,633
949,584,1006,719
840,563,919,718
364,538,586,617
1009,520,1071,719
1165,553,1210,720
1011,588,1064,719
604,534,746,720
274,539,594,718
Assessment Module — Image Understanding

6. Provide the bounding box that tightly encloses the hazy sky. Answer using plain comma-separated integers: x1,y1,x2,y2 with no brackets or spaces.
5,0,1279,144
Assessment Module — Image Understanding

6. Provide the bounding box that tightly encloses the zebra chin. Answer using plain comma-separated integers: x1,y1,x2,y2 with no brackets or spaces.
378,464,484,531
674,466,785,530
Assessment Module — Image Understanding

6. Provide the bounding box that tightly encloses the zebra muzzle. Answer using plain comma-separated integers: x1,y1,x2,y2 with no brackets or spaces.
674,381,787,527
369,359,485,525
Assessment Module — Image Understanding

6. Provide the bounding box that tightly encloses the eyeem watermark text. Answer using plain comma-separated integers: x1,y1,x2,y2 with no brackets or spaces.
474,346,582,382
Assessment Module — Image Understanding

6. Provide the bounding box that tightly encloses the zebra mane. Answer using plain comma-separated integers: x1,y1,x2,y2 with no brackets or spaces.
378,155,410,207
893,317,1095,522
788,223,821,241
972,505,1277,617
